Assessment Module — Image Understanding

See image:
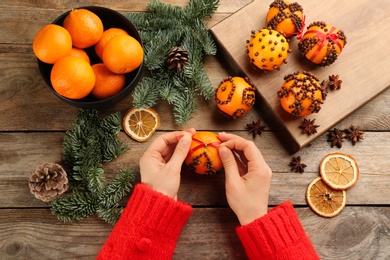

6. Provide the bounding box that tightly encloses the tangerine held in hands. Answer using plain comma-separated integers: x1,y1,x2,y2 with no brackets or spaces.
277,71,324,116
214,76,256,119
266,0,304,38
185,132,223,175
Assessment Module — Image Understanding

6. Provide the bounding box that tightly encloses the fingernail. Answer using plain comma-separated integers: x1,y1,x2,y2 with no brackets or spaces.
180,135,191,147
176,134,184,140
218,146,228,159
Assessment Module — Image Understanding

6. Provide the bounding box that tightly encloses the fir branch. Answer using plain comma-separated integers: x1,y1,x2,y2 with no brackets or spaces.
52,110,134,225
51,192,99,222
86,166,105,193
127,0,219,124
172,90,197,124
185,0,219,20
97,206,124,226
98,168,135,209
133,77,161,108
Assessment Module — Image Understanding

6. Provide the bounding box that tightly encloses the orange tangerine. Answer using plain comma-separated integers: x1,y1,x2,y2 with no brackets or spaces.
185,132,222,175
266,0,304,37
102,34,143,74
32,24,72,64
214,76,256,119
69,47,90,63
95,28,129,60
50,56,95,99
277,71,324,116
91,63,126,100
63,8,104,49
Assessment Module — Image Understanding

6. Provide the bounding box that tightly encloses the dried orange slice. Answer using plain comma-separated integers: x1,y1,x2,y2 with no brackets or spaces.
122,107,160,142
306,177,347,218
319,152,359,190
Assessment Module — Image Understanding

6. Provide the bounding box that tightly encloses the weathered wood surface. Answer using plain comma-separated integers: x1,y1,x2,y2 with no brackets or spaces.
0,207,389,260
0,0,389,259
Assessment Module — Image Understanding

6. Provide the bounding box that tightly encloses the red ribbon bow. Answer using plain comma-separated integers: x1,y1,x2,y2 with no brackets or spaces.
304,26,343,61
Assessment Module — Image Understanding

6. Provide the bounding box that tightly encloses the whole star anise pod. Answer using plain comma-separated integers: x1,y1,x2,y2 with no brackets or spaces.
167,46,189,72
345,125,364,145
327,128,344,148
299,118,319,136
246,119,266,139
289,156,307,173
329,74,342,90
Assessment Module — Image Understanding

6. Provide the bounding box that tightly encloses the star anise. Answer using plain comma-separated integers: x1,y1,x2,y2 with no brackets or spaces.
299,118,319,136
345,125,364,145
329,74,342,90
246,119,266,139
327,128,344,148
289,156,307,173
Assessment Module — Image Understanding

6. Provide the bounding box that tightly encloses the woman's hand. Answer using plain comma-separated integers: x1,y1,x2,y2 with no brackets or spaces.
139,128,195,199
218,132,272,225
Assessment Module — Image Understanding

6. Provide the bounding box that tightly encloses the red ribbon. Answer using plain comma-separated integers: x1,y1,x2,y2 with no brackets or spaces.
296,15,306,41
189,138,221,155
305,26,343,61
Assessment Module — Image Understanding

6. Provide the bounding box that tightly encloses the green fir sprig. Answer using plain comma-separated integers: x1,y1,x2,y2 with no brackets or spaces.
126,0,219,124
51,109,134,225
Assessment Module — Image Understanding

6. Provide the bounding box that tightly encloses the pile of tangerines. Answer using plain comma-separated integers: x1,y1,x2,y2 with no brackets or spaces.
33,8,143,100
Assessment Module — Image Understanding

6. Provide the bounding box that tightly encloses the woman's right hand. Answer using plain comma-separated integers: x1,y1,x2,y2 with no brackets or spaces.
217,132,272,226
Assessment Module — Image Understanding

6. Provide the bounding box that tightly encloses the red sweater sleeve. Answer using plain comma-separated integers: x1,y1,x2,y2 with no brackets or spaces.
97,183,193,260
236,201,319,260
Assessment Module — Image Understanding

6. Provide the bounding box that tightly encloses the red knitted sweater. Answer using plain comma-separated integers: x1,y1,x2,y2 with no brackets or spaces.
97,184,319,260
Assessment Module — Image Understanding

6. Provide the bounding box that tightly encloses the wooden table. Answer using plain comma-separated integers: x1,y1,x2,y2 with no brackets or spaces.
1,1,389,259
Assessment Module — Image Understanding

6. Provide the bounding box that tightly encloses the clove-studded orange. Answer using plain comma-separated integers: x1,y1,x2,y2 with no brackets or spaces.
246,28,290,71
277,71,324,116
185,132,222,175
214,76,256,119
266,0,304,38
298,21,347,66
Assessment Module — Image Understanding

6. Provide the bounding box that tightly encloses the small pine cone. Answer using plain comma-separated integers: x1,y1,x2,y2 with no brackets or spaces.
29,163,69,202
167,46,189,72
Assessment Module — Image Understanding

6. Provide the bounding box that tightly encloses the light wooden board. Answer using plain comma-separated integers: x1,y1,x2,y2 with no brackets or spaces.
210,0,390,152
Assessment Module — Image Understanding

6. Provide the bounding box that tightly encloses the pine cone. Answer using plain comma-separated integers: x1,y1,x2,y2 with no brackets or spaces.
29,163,69,202
167,46,189,72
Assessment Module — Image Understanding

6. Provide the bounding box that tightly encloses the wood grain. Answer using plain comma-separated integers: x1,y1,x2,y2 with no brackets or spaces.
1,131,389,208
0,207,388,260
0,1,389,260
210,0,390,151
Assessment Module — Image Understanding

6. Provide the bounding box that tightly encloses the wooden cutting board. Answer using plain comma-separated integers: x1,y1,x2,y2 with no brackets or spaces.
210,0,390,152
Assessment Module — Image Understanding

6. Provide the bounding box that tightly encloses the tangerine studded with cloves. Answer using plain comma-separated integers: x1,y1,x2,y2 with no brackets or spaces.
246,28,291,71
185,132,223,175
277,71,325,116
266,0,304,38
214,76,256,118
298,21,347,66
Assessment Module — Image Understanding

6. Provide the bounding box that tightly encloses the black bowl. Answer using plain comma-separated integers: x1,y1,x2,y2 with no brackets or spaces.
38,6,143,109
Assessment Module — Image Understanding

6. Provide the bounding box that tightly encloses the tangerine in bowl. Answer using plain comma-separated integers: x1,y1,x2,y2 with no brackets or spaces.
36,6,144,109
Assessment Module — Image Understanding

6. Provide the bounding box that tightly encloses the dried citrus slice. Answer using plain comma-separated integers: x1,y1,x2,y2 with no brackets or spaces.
319,152,359,190
122,107,160,142
306,177,347,218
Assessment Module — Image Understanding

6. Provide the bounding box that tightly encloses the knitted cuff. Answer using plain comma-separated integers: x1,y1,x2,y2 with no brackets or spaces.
124,183,193,237
98,183,193,259
236,201,319,260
